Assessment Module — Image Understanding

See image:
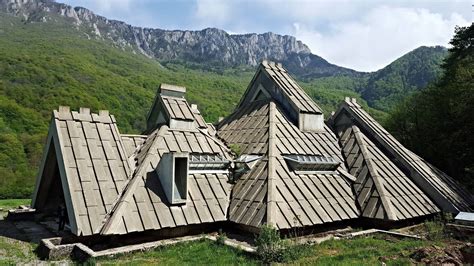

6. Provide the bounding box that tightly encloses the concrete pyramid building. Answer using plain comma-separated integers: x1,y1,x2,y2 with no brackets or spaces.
31,61,473,237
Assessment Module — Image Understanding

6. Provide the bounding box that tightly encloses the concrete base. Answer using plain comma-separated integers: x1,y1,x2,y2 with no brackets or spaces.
36,234,255,261
6,207,36,221
34,223,425,262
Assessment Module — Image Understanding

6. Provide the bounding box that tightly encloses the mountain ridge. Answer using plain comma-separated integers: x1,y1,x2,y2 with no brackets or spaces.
0,0,359,78
0,0,450,111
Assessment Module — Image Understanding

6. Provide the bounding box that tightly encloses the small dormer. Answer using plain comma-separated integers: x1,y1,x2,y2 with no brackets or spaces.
156,152,189,205
146,84,196,133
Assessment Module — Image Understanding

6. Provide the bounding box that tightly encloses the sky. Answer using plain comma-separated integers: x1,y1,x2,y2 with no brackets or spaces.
61,0,472,72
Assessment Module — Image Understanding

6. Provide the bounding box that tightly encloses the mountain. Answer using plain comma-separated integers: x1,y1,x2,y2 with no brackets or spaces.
0,0,357,78
361,46,448,110
0,0,447,107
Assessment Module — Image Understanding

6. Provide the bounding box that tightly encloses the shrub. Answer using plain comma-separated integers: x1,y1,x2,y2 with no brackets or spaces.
229,144,242,157
255,224,284,263
424,214,445,241
255,224,313,263
216,229,226,245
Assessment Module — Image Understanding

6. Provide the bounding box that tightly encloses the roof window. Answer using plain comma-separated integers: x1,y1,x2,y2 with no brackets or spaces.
189,153,230,172
283,154,340,172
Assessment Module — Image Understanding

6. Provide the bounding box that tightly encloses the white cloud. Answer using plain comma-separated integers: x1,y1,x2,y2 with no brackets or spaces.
95,0,133,12
260,0,362,23
292,6,470,71
194,0,234,27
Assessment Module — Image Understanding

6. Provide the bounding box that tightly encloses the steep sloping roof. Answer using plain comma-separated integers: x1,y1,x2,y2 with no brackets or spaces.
339,125,439,220
330,99,474,212
271,103,359,229
161,95,195,121
218,100,270,155
33,60,474,238
32,108,133,236
229,158,269,227
121,134,147,158
237,61,322,116
101,126,232,235
219,100,359,229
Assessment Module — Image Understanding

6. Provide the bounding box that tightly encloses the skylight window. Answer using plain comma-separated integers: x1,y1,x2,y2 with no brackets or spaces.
189,153,230,171
283,154,340,172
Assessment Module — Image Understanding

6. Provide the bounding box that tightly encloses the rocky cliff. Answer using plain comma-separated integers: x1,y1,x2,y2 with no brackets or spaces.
0,0,357,78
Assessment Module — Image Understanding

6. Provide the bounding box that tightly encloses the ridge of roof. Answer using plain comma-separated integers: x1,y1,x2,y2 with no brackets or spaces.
100,127,165,234
350,125,397,220
339,125,440,220
266,102,277,225
223,99,359,229
101,124,233,235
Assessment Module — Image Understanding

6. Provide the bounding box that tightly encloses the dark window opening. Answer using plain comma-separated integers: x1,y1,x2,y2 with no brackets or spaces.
174,157,188,202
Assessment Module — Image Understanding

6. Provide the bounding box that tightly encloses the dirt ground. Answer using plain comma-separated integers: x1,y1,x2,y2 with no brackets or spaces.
409,241,473,264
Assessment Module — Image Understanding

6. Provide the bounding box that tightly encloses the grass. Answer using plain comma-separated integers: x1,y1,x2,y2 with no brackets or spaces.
93,239,258,265
0,200,453,265
0,237,37,265
84,234,447,265
0,199,37,265
292,234,438,265
0,208,452,266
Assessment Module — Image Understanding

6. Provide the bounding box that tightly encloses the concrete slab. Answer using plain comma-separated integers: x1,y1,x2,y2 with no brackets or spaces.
13,221,55,244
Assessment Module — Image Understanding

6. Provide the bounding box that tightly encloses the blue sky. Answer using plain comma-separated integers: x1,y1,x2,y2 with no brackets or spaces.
61,0,472,71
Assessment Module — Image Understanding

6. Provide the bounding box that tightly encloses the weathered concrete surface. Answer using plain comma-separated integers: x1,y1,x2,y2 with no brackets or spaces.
14,221,55,244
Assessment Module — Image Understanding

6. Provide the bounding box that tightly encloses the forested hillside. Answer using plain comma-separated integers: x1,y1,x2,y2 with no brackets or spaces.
0,13,373,198
387,24,474,191
361,46,447,111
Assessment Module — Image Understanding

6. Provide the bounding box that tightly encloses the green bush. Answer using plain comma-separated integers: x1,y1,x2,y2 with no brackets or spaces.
255,224,312,263
216,229,227,245
255,224,284,263
229,144,242,157
424,215,445,241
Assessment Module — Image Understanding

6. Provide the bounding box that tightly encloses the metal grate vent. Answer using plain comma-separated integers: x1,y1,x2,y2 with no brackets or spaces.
189,153,230,171
283,154,340,172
